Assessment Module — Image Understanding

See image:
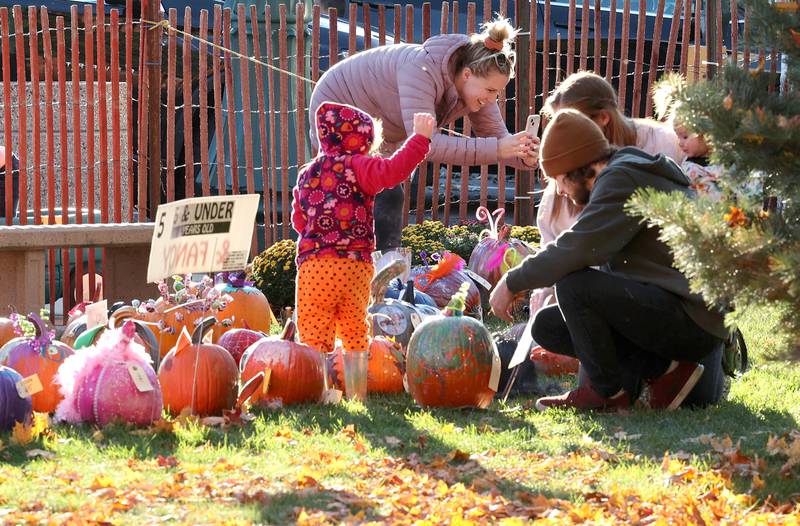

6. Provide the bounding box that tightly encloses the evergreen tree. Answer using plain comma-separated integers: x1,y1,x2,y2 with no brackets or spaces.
627,0,800,358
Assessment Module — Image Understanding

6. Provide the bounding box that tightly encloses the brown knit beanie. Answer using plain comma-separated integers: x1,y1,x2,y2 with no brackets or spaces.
540,109,610,178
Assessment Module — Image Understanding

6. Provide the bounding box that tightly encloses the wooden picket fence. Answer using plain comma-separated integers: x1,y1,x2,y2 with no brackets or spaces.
0,0,772,316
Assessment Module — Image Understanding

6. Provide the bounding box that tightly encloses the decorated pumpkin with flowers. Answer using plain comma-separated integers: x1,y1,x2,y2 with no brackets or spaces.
137,276,232,358
405,284,500,408
0,313,75,413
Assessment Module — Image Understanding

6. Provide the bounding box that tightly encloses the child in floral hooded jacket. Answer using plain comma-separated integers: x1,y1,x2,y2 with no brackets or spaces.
292,101,434,354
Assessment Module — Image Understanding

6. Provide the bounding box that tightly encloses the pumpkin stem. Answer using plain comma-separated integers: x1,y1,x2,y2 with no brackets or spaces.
443,282,469,317
236,371,265,409
497,224,511,241
26,312,47,339
281,319,297,342
192,317,218,345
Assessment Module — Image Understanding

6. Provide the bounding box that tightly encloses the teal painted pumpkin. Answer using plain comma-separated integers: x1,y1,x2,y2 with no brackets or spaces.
405,288,499,408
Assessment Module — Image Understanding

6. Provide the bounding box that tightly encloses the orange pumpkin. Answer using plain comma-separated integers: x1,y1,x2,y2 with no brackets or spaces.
0,317,16,348
157,317,239,417
0,313,75,413
212,279,278,341
367,337,405,393
240,320,325,406
530,347,579,376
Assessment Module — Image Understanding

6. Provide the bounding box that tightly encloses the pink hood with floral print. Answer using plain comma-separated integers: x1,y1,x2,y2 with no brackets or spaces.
316,101,375,156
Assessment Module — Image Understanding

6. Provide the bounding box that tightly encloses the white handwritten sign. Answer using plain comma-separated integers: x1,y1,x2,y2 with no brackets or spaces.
147,195,260,282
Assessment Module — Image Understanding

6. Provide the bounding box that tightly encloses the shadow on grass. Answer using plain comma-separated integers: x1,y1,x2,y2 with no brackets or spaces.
254,488,380,524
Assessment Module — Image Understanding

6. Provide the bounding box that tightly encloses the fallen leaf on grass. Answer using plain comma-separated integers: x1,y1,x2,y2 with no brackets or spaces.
683,433,716,444
150,419,177,434
10,422,34,446
766,431,800,476
199,416,226,427
295,474,319,489
338,425,357,440
89,475,115,490
157,455,179,468
275,428,293,439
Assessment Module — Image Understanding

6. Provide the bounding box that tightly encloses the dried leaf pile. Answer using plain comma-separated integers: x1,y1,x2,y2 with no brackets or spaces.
0,414,799,524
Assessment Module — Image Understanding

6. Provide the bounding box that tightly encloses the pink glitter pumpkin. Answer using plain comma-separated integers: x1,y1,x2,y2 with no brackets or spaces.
56,322,163,426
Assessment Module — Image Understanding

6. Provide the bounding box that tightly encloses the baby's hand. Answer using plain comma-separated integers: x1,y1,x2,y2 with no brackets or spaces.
413,113,436,139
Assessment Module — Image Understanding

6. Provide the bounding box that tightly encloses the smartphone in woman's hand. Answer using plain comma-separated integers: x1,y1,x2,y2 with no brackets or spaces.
526,115,541,137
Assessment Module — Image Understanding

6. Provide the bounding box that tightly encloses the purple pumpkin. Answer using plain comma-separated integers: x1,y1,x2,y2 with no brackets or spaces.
56,322,163,426
0,366,33,431
468,207,534,288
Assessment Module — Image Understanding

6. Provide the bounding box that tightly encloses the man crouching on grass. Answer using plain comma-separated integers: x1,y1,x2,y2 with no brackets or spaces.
490,109,726,412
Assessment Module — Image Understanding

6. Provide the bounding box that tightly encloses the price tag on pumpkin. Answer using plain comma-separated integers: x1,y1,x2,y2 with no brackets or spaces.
86,299,108,331
262,368,272,394
127,363,154,392
321,388,343,405
410,312,422,329
462,269,491,291
488,344,502,392
16,374,43,399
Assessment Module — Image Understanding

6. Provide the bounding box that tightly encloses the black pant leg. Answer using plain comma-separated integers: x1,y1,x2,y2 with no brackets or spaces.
553,268,723,398
373,184,405,251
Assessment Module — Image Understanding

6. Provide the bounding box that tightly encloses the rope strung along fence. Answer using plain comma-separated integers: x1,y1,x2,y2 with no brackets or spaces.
140,17,472,139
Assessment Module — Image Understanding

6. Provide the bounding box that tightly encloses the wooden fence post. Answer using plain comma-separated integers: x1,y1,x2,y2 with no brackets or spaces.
515,0,533,226
143,0,162,220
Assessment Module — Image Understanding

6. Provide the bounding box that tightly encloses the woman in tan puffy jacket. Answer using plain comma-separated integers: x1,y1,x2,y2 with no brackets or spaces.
309,17,538,251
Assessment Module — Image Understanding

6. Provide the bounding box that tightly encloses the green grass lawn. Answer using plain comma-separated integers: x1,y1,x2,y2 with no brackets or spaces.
0,305,798,524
